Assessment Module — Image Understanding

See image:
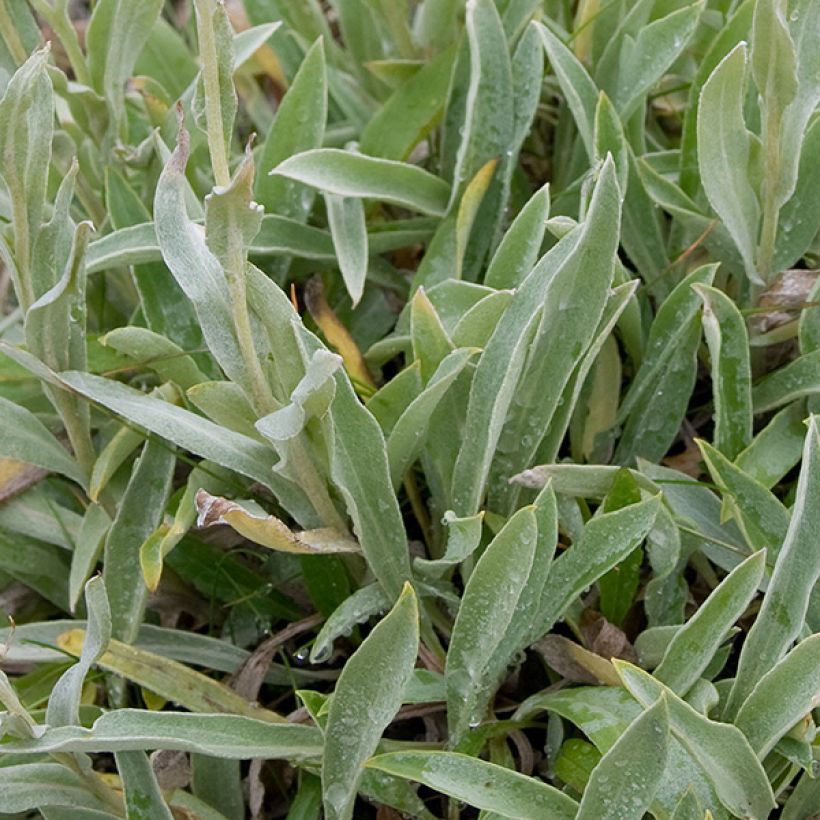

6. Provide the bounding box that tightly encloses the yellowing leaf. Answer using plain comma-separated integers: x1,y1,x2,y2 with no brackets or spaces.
57,629,285,724
195,490,360,555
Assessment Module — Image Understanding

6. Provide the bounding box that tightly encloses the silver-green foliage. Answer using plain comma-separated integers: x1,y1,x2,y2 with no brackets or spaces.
0,1,819,818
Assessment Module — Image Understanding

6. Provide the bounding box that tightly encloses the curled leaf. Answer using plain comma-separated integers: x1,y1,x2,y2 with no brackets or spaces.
195,490,360,555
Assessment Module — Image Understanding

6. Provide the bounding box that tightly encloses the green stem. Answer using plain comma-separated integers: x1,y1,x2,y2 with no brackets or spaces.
290,433,349,532
226,220,346,533
194,0,231,188
193,1,344,534
29,0,90,85
229,275,274,411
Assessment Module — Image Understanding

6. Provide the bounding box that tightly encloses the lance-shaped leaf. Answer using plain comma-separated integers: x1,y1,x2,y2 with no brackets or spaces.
751,0,798,209
0,47,53,309
103,438,176,644
697,440,790,556
451,0,513,195
325,193,368,306
450,169,609,517
360,44,456,162
86,223,162,272
534,279,638,473
484,183,550,290
536,20,597,157
777,116,820,272
678,0,755,195
46,577,111,728
536,494,661,635
697,44,760,282
0,710,323,760
725,418,820,718
29,159,80,312
445,505,538,744
68,503,111,611
387,347,478,488
25,215,94,468
115,751,173,820
410,288,454,383
105,150,202,353
735,400,808,489
256,38,326,218
593,92,628,193
468,485,561,716
577,695,670,820
776,0,820,211
57,629,286,724
322,582,419,820
271,149,451,216
325,374,412,598
85,215,344,273
195,490,360,555
615,661,775,819
614,265,717,465
451,289,511,348
612,2,703,120
734,634,820,758
85,0,163,134
693,283,753,460
489,158,621,513
653,551,765,695
365,751,579,819
513,685,722,816
154,125,249,389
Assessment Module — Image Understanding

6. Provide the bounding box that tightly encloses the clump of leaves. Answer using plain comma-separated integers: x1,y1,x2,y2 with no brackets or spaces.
0,0,818,818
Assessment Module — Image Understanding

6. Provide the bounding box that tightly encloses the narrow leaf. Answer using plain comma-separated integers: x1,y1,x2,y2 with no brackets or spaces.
445,506,538,744
734,634,820,758
195,490,360,555
616,661,775,819
725,418,820,717
576,696,670,820
697,44,760,281
693,283,753,460
271,149,451,216
322,582,419,820
365,751,578,819
653,551,765,695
